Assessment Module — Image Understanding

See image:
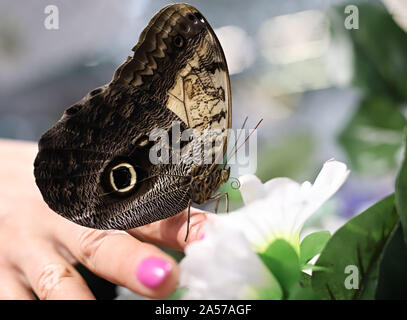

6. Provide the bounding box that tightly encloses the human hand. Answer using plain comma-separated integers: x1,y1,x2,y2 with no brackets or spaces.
0,139,210,299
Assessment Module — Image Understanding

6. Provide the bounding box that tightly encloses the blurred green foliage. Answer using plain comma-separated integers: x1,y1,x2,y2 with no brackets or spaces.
395,129,407,246
332,1,407,175
339,95,405,175
348,3,407,101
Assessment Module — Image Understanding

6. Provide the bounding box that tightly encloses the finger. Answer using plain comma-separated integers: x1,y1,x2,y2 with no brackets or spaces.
0,268,34,300
17,241,95,300
128,207,215,251
56,224,179,298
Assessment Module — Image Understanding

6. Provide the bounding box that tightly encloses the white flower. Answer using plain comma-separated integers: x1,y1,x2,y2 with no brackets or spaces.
180,159,349,299
220,159,349,252
180,222,282,299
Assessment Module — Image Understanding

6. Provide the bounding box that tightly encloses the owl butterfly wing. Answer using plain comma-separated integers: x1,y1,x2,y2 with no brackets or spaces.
34,4,230,230
115,4,232,163
163,6,232,163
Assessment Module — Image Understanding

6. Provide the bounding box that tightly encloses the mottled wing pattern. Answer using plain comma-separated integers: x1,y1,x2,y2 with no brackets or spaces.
116,4,231,162
166,27,231,130
166,12,231,164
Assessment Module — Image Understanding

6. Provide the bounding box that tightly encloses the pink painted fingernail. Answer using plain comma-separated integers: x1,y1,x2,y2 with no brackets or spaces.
200,233,206,240
136,257,172,289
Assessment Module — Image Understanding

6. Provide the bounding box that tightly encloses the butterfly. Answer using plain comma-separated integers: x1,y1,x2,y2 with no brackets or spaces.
34,3,232,239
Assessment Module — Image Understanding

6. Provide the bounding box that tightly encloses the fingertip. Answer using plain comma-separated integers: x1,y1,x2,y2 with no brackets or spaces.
134,254,179,299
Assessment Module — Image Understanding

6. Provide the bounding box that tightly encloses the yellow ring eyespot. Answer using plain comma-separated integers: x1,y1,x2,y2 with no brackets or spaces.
173,35,184,48
109,163,137,193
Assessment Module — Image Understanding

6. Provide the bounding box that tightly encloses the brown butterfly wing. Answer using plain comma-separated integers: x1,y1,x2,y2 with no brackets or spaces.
34,4,231,230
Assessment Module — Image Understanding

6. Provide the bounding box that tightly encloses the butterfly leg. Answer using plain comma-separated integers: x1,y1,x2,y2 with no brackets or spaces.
212,192,229,213
184,199,193,242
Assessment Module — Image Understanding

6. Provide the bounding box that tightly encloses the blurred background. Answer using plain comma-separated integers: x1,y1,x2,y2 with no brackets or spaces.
1,0,407,298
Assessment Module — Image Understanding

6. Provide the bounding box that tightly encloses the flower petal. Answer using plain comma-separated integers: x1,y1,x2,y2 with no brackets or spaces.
308,160,350,207
180,222,281,299
221,160,349,252
239,174,265,205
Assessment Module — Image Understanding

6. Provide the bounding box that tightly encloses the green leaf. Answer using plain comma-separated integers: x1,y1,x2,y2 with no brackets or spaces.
338,96,405,175
395,129,407,246
302,264,330,273
288,272,318,300
258,239,301,298
300,231,331,266
312,195,399,299
376,223,407,299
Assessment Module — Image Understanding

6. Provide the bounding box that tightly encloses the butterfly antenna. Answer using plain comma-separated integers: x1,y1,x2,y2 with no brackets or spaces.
222,116,248,168
226,118,263,164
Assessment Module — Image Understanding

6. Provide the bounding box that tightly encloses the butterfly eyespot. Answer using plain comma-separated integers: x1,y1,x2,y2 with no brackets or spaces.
173,35,184,48
109,163,137,193
65,104,81,116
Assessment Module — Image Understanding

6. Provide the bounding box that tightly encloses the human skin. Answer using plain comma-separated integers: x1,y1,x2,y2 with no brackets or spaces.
0,138,210,299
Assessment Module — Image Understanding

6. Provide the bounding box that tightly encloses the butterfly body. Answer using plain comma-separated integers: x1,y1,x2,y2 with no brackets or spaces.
188,165,230,205
34,3,231,230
